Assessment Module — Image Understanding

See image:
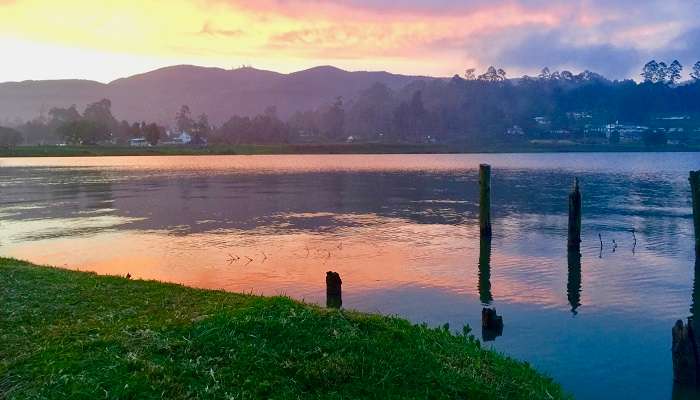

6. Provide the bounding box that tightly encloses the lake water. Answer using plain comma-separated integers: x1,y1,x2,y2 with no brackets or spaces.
0,153,698,399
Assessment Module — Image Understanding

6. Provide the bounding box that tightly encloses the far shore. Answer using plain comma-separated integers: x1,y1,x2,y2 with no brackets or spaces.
1,142,699,157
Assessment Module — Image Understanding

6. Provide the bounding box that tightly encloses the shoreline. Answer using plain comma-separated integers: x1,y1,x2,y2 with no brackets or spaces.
0,257,569,399
1,143,699,157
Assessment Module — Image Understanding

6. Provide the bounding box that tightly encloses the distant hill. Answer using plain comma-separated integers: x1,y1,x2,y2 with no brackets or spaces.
0,65,432,125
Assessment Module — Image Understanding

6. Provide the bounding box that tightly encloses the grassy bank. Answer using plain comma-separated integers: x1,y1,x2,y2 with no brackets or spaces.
0,258,569,399
1,142,699,157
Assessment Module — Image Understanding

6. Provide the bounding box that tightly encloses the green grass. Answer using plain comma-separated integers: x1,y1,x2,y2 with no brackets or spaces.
0,143,451,157
0,258,569,399
1,142,699,157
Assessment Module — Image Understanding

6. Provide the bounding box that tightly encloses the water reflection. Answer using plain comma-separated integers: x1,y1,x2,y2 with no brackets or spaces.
0,154,698,400
671,251,700,396
692,251,700,330
478,236,493,306
567,250,582,315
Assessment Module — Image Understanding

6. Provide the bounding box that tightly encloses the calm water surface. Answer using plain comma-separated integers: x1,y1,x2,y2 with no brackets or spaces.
1,153,698,399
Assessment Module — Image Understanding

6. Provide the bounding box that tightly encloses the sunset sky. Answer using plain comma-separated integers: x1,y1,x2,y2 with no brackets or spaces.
1,0,699,82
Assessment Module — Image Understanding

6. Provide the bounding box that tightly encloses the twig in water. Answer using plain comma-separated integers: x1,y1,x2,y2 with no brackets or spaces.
631,229,637,254
261,251,268,263
322,250,332,265
244,256,253,266
612,239,617,252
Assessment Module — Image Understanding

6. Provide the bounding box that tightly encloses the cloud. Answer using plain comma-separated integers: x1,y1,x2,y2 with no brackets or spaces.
199,21,244,37
657,27,700,63
2,0,700,81
479,29,643,79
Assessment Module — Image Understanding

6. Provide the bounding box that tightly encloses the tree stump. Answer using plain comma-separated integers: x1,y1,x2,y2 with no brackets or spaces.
481,307,503,342
326,271,342,309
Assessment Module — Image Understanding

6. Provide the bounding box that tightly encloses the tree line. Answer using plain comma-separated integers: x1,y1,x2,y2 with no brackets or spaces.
10,99,165,146
5,60,700,147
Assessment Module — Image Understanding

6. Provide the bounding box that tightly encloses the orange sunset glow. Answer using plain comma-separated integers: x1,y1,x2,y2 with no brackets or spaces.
1,0,698,82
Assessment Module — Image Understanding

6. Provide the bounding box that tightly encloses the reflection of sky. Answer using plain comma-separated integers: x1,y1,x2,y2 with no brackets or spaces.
0,153,697,400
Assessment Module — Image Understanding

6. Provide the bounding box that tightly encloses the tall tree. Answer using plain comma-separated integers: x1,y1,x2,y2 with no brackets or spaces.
0,126,23,149
192,113,211,144
144,123,162,145
691,61,700,81
641,60,659,83
56,120,108,145
175,105,195,133
83,99,117,132
655,61,669,84
464,68,476,80
48,105,81,125
668,60,683,84
478,66,506,82
321,97,345,140
538,67,552,80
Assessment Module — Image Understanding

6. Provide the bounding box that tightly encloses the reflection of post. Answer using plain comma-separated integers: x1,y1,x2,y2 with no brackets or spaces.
672,250,700,386
567,250,582,315
478,236,493,306
481,308,503,342
326,271,342,309
568,178,582,251
692,252,700,332
479,164,492,238
672,319,699,386
672,381,700,400
691,171,699,251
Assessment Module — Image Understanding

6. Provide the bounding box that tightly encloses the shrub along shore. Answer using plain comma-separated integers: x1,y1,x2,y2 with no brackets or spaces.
1,142,700,157
0,258,569,399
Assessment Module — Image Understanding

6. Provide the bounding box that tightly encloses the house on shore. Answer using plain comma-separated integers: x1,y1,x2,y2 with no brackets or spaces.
128,137,149,147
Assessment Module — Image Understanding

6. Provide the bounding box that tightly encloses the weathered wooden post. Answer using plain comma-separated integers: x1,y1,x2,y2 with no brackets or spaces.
690,170,700,251
568,178,582,251
326,271,342,309
479,164,492,238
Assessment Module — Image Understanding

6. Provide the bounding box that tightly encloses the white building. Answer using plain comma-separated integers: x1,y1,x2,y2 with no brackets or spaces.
605,122,649,143
161,131,193,146
129,137,149,147
173,131,192,144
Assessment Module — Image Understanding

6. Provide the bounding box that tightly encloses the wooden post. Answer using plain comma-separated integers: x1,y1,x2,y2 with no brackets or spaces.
672,319,700,385
326,271,342,309
568,178,582,251
690,171,700,251
479,164,492,237
481,307,503,342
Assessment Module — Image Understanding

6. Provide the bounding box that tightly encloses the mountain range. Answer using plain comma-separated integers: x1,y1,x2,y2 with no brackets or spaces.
0,65,432,126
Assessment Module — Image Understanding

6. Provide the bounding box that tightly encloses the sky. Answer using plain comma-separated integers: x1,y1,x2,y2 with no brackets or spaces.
1,0,699,83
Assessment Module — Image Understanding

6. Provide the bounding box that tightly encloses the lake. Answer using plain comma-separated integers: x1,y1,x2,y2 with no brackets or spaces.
0,153,698,399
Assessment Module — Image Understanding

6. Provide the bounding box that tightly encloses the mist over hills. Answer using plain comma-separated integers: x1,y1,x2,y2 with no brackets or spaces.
0,65,432,126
